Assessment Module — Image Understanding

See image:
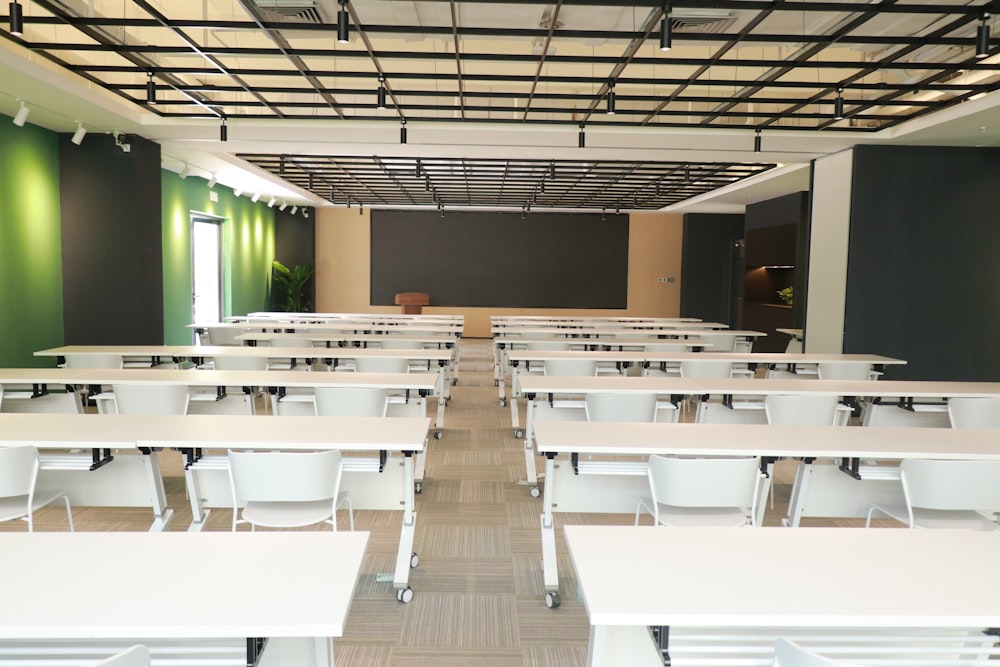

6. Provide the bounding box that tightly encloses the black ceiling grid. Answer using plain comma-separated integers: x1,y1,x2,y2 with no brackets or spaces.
2,0,998,208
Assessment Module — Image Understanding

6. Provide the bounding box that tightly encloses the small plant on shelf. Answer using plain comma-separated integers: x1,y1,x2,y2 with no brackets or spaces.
271,260,314,312
777,286,793,306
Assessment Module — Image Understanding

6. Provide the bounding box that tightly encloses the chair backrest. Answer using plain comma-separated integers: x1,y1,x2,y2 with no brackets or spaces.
948,397,1000,428
228,450,343,503
268,334,314,349
526,341,571,352
378,338,422,350
64,354,124,369
765,394,840,426
0,445,39,499
206,326,244,346
645,342,688,353
90,645,151,667
112,383,190,415
679,359,733,379
585,392,657,423
816,362,873,381
543,358,598,377
773,638,858,667
900,459,1000,514
648,455,760,510
783,338,803,354
701,334,738,353
355,356,410,373
211,355,269,372
315,387,389,417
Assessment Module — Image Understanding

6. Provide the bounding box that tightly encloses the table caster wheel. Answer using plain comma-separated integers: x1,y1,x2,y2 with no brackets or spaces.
410,553,419,568
396,587,414,603
530,486,541,498
514,429,524,439
545,591,560,609
500,398,507,407
434,430,443,440
415,482,422,494
494,379,499,387
452,378,458,386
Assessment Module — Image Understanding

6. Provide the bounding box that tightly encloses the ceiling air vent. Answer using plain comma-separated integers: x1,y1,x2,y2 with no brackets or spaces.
670,10,736,34
246,0,330,23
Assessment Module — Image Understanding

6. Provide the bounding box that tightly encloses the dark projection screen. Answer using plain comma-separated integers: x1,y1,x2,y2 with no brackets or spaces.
371,210,629,308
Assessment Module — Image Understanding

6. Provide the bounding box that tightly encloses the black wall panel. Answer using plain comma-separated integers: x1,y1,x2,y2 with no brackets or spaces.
59,133,163,344
679,213,745,326
846,145,1000,381
370,210,629,308
274,207,316,309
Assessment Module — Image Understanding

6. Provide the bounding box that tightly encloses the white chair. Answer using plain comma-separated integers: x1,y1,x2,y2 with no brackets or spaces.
267,334,315,371
948,397,1000,428
206,325,245,346
816,362,876,381
773,638,860,667
315,386,389,417
865,459,1000,530
228,449,353,531
111,383,190,415
679,359,733,379
701,333,739,353
584,392,657,422
64,353,124,369
355,356,410,374
635,455,762,527
90,646,150,667
379,338,431,372
542,358,598,377
190,355,268,415
764,394,841,426
211,355,269,372
0,445,74,532
641,342,687,377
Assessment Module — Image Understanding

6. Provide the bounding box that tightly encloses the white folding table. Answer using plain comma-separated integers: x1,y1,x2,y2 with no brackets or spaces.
565,526,1000,667
0,531,368,667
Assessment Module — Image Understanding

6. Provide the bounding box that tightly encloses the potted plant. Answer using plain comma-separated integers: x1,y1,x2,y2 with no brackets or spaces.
271,260,314,312
776,286,793,306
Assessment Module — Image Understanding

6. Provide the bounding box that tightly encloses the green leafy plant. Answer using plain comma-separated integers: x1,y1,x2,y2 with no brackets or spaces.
777,285,794,306
271,260,314,312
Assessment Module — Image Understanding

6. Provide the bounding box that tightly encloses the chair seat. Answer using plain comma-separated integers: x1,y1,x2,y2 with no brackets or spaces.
640,498,750,527
241,493,348,529
0,491,69,523
870,502,1000,531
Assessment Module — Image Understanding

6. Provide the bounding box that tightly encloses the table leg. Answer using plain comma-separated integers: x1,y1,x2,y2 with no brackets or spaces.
785,460,811,527
315,637,333,667
519,399,539,488
141,451,174,532
393,454,418,593
541,456,559,592
185,466,210,532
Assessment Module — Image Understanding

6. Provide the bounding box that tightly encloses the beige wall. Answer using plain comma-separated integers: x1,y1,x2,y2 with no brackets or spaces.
315,208,684,338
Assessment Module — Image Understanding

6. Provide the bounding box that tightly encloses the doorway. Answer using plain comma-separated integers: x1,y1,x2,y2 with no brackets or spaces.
191,213,226,338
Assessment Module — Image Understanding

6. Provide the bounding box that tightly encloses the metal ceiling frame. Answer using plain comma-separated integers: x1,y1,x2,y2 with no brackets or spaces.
3,0,998,209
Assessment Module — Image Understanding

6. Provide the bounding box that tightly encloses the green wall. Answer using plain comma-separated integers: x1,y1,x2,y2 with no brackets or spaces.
0,118,64,367
161,172,276,344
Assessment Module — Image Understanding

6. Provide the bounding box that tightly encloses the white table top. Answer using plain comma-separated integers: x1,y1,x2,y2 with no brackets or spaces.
0,368,439,391
235,332,457,345
193,322,462,334
493,336,711,349
505,350,905,365
490,316,701,323
0,531,369,639
36,345,454,362
490,324,743,335
533,421,1000,459
565,526,1000,629
516,375,1000,398
243,312,463,323
0,413,431,451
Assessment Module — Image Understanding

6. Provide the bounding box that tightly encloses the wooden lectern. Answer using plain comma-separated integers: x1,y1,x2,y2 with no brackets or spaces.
395,292,430,315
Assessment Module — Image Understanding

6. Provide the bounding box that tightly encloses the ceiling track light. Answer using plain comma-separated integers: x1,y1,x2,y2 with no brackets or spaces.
578,124,586,148
71,121,87,145
753,128,762,153
278,201,287,211
337,0,350,43
146,72,156,105
606,81,616,115
178,163,191,179
220,117,227,142
233,188,243,198
659,2,671,52
400,119,407,144
9,0,23,36
290,205,298,215
377,75,387,110
267,196,276,208
976,13,990,59
833,87,845,120
251,192,261,203
207,174,217,189
12,99,29,127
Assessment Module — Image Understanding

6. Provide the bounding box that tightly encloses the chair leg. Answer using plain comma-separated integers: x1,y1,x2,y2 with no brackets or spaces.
61,494,74,532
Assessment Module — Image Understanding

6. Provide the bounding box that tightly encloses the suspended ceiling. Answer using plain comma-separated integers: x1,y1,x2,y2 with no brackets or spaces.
2,0,1000,211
